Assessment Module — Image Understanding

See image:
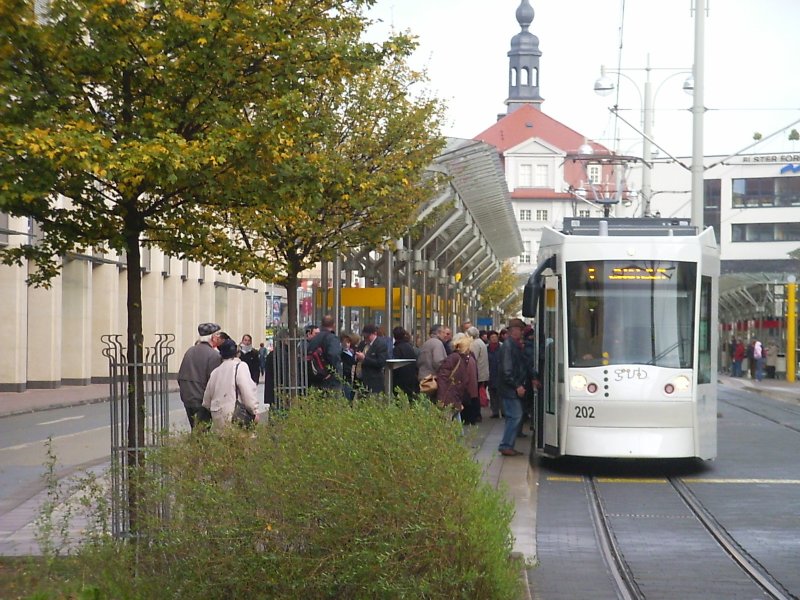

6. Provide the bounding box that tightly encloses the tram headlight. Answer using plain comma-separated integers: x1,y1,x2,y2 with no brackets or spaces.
673,375,691,392
664,375,691,395
570,374,588,391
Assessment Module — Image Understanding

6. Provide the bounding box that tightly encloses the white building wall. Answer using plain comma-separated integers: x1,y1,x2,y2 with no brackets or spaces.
27,269,62,387
60,258,93,385
0,216,31,391
650,152,800,266
0,244,268,392
91,262,118,381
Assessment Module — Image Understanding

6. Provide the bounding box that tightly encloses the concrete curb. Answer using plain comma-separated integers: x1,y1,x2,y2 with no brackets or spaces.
1,396,112,419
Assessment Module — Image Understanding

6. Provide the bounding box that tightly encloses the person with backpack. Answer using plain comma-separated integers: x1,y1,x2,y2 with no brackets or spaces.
306,314,343,391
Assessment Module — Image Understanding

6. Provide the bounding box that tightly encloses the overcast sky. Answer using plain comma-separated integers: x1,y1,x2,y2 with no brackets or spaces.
367,0,800,159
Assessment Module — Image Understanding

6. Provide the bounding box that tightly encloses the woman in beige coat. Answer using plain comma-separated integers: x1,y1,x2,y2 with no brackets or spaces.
203,339,260,431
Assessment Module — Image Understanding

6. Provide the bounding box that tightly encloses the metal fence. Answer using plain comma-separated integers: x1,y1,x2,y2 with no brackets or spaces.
267,336,310,411
101,333,174,540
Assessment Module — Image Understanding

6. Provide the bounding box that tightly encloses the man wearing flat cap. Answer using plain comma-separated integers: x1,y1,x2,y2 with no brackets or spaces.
178,322,223,429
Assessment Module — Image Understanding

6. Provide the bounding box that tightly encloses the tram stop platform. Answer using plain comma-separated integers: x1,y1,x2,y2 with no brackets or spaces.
717,373,800,405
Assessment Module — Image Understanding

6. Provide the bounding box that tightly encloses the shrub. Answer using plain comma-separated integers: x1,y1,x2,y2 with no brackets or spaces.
77,394,522,599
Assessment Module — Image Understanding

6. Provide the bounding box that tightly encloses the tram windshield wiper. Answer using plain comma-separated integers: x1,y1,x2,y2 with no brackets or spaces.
646,339,684,366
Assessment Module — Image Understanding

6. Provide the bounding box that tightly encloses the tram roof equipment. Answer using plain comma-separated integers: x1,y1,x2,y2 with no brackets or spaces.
561,217,697,237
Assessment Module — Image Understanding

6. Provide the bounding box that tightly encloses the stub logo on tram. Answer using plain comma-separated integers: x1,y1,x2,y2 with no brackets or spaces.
613,367,649,381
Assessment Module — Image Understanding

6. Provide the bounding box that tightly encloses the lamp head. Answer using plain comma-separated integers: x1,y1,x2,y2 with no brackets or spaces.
682,74,694,95
594,66,615,96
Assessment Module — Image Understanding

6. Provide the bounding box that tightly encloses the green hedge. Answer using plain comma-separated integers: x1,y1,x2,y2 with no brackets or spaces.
76,394,522,599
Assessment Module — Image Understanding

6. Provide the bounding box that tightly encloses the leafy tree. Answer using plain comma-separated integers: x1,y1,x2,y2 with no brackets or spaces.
176,42,447,331
479,260,521,323
0,0,397,529
789,129,800,142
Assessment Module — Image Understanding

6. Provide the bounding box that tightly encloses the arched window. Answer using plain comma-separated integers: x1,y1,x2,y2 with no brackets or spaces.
521,67,529,86
510,68,517,87
532,67,539,86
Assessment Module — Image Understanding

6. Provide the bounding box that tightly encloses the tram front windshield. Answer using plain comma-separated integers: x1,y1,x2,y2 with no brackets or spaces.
566,261,696,368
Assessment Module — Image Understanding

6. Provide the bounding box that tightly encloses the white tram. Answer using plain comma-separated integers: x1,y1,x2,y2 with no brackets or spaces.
522,218,719,460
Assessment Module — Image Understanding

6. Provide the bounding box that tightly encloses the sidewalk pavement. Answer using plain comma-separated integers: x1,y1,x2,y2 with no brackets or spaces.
0,381,180,418
717,373,800,405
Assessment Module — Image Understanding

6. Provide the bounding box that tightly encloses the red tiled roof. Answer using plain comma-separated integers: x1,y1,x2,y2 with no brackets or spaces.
510,189,574,200
474,104,615,192
474,104,605,154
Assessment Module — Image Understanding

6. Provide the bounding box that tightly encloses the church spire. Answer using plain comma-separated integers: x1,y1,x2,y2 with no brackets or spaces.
506,0,544,113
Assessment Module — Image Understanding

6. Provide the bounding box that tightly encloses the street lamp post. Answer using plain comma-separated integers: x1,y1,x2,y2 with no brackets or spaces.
594,55,693,217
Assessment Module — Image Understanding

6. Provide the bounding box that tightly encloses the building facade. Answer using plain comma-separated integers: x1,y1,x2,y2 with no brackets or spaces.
1,213,267,392
651,152,800,275
475,1,615,276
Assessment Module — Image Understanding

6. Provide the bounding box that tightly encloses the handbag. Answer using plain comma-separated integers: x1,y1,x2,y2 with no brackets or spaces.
479,383,489,408
419,374,437,395
231,364,256,428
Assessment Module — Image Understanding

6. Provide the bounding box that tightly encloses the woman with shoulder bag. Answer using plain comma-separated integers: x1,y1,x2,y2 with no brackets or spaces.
203,338,260,432
435,333,478,421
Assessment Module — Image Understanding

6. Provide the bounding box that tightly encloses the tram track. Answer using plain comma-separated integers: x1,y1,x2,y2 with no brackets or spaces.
584,473,796,600
719,396,800,435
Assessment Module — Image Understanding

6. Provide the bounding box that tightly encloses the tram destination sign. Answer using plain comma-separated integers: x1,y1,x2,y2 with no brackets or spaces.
587,265,672,282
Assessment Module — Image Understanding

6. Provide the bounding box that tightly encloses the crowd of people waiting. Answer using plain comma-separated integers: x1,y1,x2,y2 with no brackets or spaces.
178,315,540,458
727,336,779,382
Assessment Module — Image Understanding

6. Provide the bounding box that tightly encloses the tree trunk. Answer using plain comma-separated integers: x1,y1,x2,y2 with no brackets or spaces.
125,232,146,535
285,272,300,336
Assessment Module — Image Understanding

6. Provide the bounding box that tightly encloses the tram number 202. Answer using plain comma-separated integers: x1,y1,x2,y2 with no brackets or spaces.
574,405,595,419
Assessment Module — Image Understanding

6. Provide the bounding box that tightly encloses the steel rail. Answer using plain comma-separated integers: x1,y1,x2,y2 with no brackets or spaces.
584,476,645,600
670,477,795,600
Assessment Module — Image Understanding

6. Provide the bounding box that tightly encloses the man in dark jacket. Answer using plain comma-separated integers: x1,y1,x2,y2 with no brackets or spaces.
497,319,529,456
177,322,223,429
306,314,343,391
355,324,389,393
487,330,502,418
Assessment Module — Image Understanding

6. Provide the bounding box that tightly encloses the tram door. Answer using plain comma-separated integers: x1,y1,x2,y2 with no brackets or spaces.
537,273,561,455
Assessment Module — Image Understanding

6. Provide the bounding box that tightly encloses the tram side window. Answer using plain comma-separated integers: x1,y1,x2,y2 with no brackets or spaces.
698,276,712,384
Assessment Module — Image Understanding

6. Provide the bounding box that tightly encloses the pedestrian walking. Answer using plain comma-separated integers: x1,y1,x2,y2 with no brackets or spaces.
487,330,503,418
202,339,260,432
392,326,419,399
258,342,267,377
417,324,448,382
340,333,357,400
306,314,343,391
238,334,260,384
497,318,528,456
177,322,223,430
765,341,779,379
434,333,478,421
747,339,756,379
753,338,764,381
355,324,389,394
732,338,745,377
465,326,488,424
